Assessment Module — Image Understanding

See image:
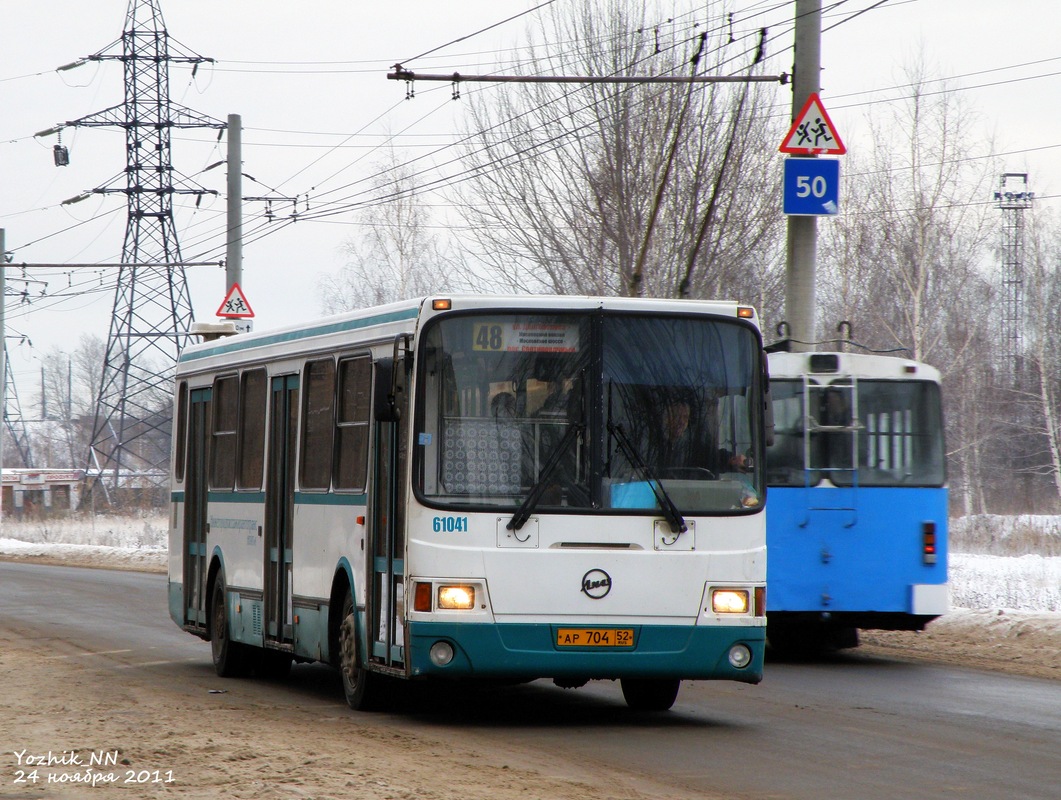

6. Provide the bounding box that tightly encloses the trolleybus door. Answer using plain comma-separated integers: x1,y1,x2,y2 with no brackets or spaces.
183,388,211,632
368,356,408,670
265,374,298,647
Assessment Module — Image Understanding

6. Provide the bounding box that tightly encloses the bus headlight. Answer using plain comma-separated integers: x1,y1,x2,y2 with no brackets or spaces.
437,585,475,610
711,589,750,614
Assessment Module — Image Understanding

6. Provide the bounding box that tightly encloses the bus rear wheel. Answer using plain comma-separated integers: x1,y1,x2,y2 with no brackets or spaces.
210,574,249,678
339,588,383,710
620,678,680,711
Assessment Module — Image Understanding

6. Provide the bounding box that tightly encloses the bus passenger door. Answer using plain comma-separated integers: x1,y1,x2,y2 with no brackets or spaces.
368,356,408,671
183,388,211,633
265,374,298,648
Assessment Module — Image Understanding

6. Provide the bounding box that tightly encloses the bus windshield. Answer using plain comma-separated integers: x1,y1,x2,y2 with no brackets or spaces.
766,378,945,487
415,310,764,514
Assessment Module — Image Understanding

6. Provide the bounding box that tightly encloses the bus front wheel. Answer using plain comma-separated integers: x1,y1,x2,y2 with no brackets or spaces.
210,574,248,678
339,588,383,711
620,678,680,711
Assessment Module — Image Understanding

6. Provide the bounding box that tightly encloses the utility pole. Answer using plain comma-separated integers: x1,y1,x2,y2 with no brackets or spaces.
0,229,5,523
785,0,822,351
226,113,243,294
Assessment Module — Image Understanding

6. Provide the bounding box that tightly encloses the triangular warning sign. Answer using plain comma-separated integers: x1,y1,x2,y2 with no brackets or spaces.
216,283,255,318
779,93,846,155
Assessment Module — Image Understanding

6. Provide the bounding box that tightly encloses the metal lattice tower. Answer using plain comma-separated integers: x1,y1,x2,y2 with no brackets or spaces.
994,173,1034,382
65,0,224,501
3,342,33,468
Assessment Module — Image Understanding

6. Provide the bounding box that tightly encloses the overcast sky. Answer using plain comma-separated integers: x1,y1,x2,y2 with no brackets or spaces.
1,0,1059,411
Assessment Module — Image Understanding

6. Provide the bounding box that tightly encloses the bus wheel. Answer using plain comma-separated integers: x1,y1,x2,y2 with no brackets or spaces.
210,574,248,678
339,589,382,710
620,678,680,711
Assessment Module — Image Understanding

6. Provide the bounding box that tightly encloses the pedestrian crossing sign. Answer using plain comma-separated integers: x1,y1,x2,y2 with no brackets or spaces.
779,92,846,155
216,283,255,318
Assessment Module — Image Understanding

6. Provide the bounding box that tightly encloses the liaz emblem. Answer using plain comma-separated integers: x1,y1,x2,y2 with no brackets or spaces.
580,569,612,599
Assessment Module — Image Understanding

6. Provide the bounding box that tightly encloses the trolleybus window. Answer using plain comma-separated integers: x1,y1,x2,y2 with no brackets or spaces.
766,378,944,487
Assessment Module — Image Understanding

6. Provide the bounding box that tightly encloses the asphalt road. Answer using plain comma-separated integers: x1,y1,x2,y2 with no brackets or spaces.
2,561,1058,799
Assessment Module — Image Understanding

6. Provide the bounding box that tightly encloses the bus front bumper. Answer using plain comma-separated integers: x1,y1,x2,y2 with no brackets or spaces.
407,621,764,684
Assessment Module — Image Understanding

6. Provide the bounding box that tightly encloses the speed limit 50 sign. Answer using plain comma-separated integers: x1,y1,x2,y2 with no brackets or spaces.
783,157,840,216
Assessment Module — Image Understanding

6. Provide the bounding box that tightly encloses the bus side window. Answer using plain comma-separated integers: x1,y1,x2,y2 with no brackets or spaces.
237,368,267,490
210,375,238,490
174,381,188,482
335,356,371,491
301,358,336,491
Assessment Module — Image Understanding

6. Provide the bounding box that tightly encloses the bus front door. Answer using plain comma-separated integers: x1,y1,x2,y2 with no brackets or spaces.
182,388,211,633
264,374,298,648
368,359,408,671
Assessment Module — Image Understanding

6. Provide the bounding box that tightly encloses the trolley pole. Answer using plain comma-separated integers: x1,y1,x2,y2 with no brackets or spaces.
785,0,822,351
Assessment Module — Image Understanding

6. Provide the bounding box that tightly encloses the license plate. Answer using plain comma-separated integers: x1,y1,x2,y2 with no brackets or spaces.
556,628,634,647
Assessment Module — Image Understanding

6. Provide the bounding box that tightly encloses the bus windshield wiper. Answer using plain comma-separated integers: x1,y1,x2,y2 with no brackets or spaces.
607,421,687,535
507,422,583,532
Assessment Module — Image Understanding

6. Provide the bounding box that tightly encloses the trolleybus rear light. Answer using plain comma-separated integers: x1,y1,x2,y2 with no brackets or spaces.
922,522,937,565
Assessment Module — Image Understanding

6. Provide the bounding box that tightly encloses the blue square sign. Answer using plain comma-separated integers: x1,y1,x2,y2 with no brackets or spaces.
783,157,840,216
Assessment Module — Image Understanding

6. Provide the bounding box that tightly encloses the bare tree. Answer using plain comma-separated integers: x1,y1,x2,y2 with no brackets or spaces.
1016,208,1061,509
320,149,454,313
34,335,106,468
453,0,785,310
820,60,996,361
817,59,1018,513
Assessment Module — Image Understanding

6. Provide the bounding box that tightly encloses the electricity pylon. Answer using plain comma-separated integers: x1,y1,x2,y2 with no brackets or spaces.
58,0,225,503
3,342,33,469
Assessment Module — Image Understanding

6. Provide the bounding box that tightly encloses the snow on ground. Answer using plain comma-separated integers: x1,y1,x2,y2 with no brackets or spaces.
1,513,1059,640
0,513,168,571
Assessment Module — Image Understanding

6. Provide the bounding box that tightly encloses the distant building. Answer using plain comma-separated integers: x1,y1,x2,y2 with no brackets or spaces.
1,469,85,517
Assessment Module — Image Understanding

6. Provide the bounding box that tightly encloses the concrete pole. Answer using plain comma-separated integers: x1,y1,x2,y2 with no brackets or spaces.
0,228,5,524
785,0,822,351
226,114,243,295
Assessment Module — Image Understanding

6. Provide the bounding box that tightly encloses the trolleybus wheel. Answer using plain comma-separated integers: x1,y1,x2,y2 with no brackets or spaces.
620,678,680,711
339,588,383,710
210,574,249,678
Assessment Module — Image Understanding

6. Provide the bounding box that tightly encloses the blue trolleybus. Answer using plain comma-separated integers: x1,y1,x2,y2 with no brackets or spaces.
168,295,770,710
764,350,948,653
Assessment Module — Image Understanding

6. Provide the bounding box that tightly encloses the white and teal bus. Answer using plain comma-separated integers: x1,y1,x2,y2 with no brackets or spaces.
168,295,769,711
